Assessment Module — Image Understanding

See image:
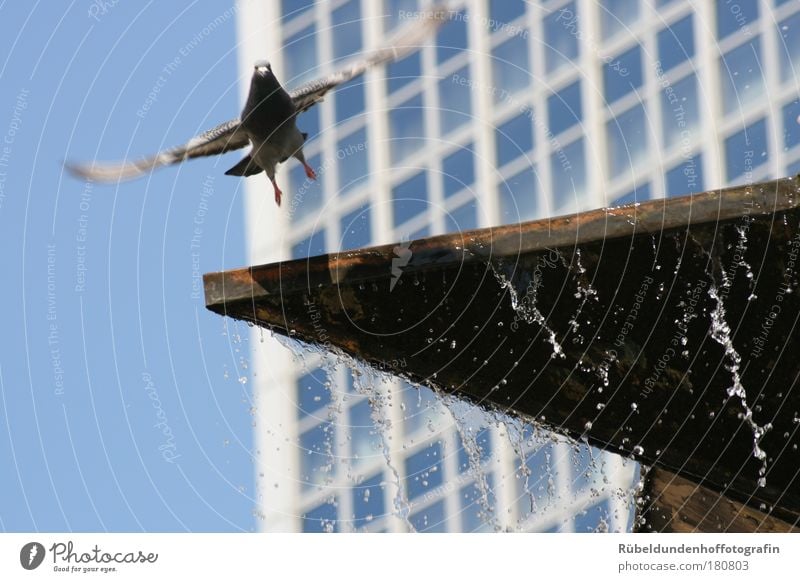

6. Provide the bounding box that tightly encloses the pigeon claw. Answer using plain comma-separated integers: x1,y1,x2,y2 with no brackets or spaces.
270,177,283,206
303,163,317,181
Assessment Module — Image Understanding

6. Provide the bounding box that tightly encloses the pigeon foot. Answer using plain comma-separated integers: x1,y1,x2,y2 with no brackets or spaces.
270,177,283,206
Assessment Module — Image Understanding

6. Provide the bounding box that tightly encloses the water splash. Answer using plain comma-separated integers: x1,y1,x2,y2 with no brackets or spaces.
268,326,636,531
504,418,538,515
490,260,565,359
708,284,772,486
441,396,498,531
566,248,598,340
349,365,416,531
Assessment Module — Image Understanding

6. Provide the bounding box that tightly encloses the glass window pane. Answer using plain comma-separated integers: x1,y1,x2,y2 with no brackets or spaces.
489,0,525,25
336,127,369,194
444,199,478,233
302,499,338,533
666,153,703,196
491,35,530,102
725,119,768,182
657,15,694,72
548,81,582,136
405,223,430,240
439,66,472,135
778,12,800,83
516,440,552,520
334,79,366,126
387,52,421,94
716,0,758,39
661,74,700,151
292,228,326,259
297,367,329,418
719,38,764,115
495,113,534,167
551,138,587,211
289,153,322,223
332,0,362,60
389,93,425,164
404,441,443,499
392,171,428,227
300,421,335,490
607,104,648,178
296,107,320,145
603,44,643,103
409,500,446,532
282,0,314,19
350,399,382,467
573,500,611,533
284,25,318,86
352,473,385,528
339,204,371,251
437,9,468,63
545,2,579,74
782,99,800,151
385,0,417,32
498,165,538,223
601,0,640,40
442,145,475,198
402,384,445,436
460,476,495,532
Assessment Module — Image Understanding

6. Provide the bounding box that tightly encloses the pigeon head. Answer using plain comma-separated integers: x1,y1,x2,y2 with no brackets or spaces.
253,60,272,75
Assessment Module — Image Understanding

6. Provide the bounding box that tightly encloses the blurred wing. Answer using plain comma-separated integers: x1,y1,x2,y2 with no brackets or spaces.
290,5,451,114
66,118,250,182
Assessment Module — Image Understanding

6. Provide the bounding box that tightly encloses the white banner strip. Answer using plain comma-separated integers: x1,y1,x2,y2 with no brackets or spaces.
1,533,796,580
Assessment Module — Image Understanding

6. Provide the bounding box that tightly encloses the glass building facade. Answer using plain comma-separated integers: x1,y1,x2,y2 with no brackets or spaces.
237,0,800,532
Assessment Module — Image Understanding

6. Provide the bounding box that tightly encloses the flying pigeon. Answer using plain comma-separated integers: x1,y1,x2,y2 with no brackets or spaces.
66,6,450,206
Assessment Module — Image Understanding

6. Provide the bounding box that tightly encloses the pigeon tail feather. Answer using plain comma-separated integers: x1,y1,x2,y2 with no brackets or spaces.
225,155,263,177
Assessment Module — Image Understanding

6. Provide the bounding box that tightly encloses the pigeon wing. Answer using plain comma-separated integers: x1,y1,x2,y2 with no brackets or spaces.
290,5,450,115
66,118,250,182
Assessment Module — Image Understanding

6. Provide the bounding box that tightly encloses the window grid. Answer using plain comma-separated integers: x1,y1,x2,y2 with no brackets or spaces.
252,0,800,532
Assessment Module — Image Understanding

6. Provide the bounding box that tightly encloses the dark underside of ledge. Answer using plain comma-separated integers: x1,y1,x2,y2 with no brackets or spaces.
206,176,800,531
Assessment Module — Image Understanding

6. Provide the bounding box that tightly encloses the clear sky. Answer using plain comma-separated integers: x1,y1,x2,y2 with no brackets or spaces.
0,1,256,531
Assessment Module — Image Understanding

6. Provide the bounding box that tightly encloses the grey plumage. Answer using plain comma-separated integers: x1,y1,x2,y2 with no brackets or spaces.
66,5,450,206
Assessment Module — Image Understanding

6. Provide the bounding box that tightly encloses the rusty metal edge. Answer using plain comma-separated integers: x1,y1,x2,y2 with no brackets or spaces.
204,177,800,309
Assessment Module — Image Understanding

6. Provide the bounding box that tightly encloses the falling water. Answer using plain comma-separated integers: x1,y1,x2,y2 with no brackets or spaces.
489,261,565,359
267,325,636,531
441,395,498,531
349,364,417,531
708,284,772,486
566,248,598,339
504,417,538,515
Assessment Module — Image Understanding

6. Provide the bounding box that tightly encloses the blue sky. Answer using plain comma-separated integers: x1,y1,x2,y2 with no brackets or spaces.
0,2,255,531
